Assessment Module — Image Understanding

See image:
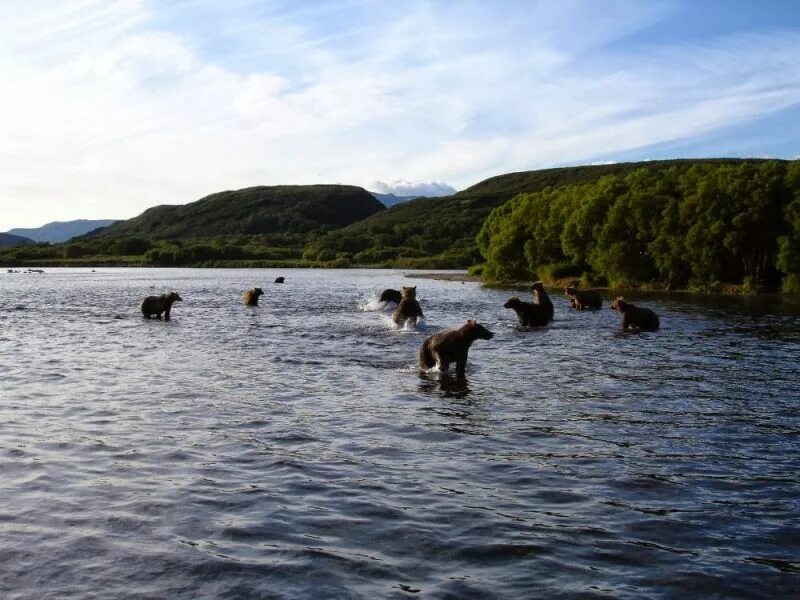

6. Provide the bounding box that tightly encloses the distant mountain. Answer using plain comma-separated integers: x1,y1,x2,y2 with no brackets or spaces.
7,219,118,243
369,192,419,207
92,185,384,240
0,232,34,248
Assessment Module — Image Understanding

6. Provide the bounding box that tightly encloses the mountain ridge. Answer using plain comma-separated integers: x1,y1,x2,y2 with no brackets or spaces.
7,219,118,243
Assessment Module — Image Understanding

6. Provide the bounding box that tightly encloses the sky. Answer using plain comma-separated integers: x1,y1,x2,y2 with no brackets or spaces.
1,0,800,231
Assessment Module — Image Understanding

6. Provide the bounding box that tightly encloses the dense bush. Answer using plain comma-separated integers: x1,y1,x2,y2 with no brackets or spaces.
478,161,799,290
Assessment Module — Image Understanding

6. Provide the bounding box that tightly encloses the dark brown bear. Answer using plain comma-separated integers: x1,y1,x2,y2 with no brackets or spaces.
610,297,660,330
392,286,424,326
531,281,554,322
275,277,285,283
504,296,550,327
140,291,182,320
243,287,264,306
418,319,494,374
564,286,603,310
379,288,402,305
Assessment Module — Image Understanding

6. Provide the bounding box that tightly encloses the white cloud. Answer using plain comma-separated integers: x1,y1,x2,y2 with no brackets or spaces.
0,1,798,229
370,180,456,198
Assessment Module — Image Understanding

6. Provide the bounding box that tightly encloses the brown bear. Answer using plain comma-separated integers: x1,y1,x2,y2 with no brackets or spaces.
610,297,660,330
243,287,264,306
531,281,554,322
379,288,402,305
392,286,424,326
274,277,285,283
140,291,182,320
564,286,603,310
418,319,494,374
504,296,550,327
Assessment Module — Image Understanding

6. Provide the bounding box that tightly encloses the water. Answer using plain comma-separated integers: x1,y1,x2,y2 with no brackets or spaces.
1,268,799,599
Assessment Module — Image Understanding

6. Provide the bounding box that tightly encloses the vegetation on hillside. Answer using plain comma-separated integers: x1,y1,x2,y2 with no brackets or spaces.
305,159,770,268
4,160,800,295
94,185,383,240
477,160,800,292
0,185,384,267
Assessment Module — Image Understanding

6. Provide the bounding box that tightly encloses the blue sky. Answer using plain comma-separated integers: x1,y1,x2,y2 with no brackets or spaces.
1,0,799,230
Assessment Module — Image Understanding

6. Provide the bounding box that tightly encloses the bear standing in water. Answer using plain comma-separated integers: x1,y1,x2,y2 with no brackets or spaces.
504,296,550,327
610,297,660,330
379,288,403,305
392,286,424,326
140,291,182,320
418,320,494,374
243,288,264,306
564,286,603,310
531,281,554,323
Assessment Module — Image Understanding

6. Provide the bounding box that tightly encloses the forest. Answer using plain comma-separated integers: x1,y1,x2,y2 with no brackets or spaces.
476,160,800,292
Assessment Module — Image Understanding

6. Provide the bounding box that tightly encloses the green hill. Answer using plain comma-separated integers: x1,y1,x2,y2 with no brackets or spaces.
305,159,769,268
94,184,384,240
1,185,385,267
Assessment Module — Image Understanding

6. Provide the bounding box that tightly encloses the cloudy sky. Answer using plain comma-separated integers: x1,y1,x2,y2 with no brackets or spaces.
2,0,800,230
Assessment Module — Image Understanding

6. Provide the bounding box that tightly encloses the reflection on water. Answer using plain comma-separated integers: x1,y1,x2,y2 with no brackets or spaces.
418,370,471,399
1,268,799,598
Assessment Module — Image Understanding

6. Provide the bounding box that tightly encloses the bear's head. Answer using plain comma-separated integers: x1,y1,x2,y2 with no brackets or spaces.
610,297,628,311
465,319,494,340
253,287,264,296
166,291,182,303
402,286,417,299
503,296,522,309
531,281,546,294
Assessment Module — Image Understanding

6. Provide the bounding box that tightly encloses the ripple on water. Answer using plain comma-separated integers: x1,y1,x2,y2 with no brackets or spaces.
0,268,799,598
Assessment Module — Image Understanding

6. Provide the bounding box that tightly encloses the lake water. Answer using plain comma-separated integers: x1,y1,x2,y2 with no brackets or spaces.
1,268,799,599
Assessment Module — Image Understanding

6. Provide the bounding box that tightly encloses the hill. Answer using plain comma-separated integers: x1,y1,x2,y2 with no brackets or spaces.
95,185,383,240
7,219,118,243
0,232,34,248
305,158,772,268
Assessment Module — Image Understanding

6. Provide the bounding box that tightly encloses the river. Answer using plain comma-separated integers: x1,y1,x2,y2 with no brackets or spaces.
1,268,798,598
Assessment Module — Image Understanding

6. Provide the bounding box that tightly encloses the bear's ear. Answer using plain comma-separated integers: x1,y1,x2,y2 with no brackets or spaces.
466,319,475,325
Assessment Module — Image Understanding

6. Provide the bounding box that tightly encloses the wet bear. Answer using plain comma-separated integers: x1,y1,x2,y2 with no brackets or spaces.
243,287,264,306
392,286,424,327
610,297,660,330
418,319,494,374
379,288,403,305
504,297,550,327
565,286,603,310
275,277,285,284
140,291,182,320
531,281,554,323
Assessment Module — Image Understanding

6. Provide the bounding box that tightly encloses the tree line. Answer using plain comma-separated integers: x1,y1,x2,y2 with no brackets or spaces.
476,161,800,292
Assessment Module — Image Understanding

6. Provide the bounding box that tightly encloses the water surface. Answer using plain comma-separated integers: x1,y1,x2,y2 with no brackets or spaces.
1,268,799,598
